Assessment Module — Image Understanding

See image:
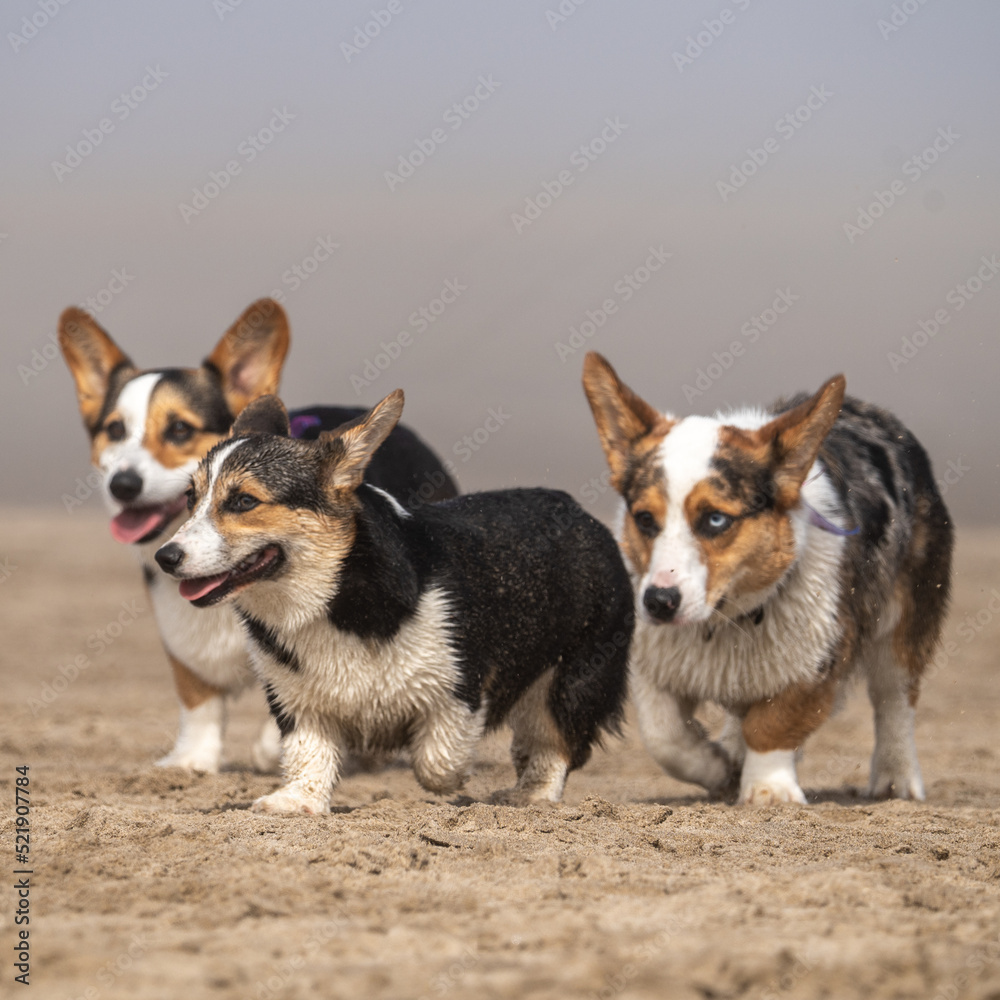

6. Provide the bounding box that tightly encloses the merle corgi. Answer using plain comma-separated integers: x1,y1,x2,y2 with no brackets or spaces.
58,300,457,774
582,352,953,806
153,390,633,814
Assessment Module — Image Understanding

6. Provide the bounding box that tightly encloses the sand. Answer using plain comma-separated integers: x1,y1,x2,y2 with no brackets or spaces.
2,511,999,1000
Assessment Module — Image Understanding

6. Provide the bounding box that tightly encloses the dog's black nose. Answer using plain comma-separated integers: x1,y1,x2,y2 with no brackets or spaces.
109,469,143,502
155,543,185,573
643,586,682,622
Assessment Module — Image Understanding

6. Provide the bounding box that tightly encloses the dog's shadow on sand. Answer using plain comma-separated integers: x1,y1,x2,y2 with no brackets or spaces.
636,786,870,809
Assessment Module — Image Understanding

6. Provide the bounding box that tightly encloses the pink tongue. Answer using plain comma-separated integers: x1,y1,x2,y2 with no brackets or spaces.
179,574,230,601
110,508,166,544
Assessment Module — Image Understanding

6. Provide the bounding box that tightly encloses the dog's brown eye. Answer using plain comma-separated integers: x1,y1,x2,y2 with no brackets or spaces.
165,419,194,444
106,419,125,441
185,487,196,511
633,510,658,536
234,493,259,513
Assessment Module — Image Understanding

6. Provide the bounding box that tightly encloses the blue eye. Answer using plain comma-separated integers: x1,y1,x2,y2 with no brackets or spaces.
701,510,734,536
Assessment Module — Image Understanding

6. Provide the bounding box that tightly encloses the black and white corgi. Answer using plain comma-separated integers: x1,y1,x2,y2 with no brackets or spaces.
58,300,457,774
154,391,633,814
582,352,953,806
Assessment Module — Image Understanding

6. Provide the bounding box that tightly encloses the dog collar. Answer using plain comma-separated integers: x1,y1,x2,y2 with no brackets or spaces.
801,500,860,537
289,413,322,439
800,468,860,537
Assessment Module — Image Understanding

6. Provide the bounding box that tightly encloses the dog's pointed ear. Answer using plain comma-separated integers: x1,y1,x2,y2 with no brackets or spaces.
58,308,136,431
231,394,290,438
205,298,290,416
582,352,669,489
320,390,404,491
756,375,846,507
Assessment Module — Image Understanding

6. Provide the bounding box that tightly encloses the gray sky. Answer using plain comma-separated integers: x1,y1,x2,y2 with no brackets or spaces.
3,0,998,525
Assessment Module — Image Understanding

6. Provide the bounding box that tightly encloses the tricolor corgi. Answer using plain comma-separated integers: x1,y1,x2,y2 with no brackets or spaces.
582,352,953,806
154,391,632,814
58,300,457,774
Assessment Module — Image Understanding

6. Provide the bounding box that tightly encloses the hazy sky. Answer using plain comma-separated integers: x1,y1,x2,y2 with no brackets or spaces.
3,0,998,525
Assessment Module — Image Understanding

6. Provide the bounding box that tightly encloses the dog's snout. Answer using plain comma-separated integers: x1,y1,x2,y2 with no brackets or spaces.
642,585,681,623
155,542,185,573
109,469,143,502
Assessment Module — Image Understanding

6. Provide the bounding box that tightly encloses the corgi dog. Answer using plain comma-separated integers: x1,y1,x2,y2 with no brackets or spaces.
153,390,633,814
582,352,953,806
58,300,457,774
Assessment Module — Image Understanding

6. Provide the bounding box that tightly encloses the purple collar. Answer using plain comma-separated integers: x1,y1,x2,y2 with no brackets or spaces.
799,469,859,536
801,500,860,536
289,414,322,439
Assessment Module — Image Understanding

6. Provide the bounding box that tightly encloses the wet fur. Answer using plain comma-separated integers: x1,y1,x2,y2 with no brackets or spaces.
583,352,953,805
159,394,633,813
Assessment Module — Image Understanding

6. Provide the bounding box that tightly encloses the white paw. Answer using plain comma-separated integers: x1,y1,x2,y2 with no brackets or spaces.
739,778,807,806
156,750,219,774
738,749,806,806
251,787,329,815
869,770,925,801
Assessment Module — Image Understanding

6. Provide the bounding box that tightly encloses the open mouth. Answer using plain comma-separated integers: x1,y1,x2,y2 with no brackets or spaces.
178,545,285,607
110,495,189,545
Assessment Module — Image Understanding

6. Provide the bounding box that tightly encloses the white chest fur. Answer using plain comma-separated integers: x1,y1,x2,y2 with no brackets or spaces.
140,545,253,692
631,518,847,707
241,586,462,749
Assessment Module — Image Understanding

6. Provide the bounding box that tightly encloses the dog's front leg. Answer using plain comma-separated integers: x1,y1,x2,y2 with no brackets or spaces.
251,715,342,815
632,673,735,795
157,654,226,773
739,674,838,805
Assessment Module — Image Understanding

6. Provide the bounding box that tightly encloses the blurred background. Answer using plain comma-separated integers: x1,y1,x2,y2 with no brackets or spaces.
3,0,998,525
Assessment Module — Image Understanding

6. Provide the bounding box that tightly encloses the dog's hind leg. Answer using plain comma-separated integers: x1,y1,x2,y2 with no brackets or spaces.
492,669,571,805
866,633,925,800
157,654,226,773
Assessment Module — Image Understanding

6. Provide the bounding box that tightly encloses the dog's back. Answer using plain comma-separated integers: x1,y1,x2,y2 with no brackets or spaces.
346,486,633,764
810,394,953,665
